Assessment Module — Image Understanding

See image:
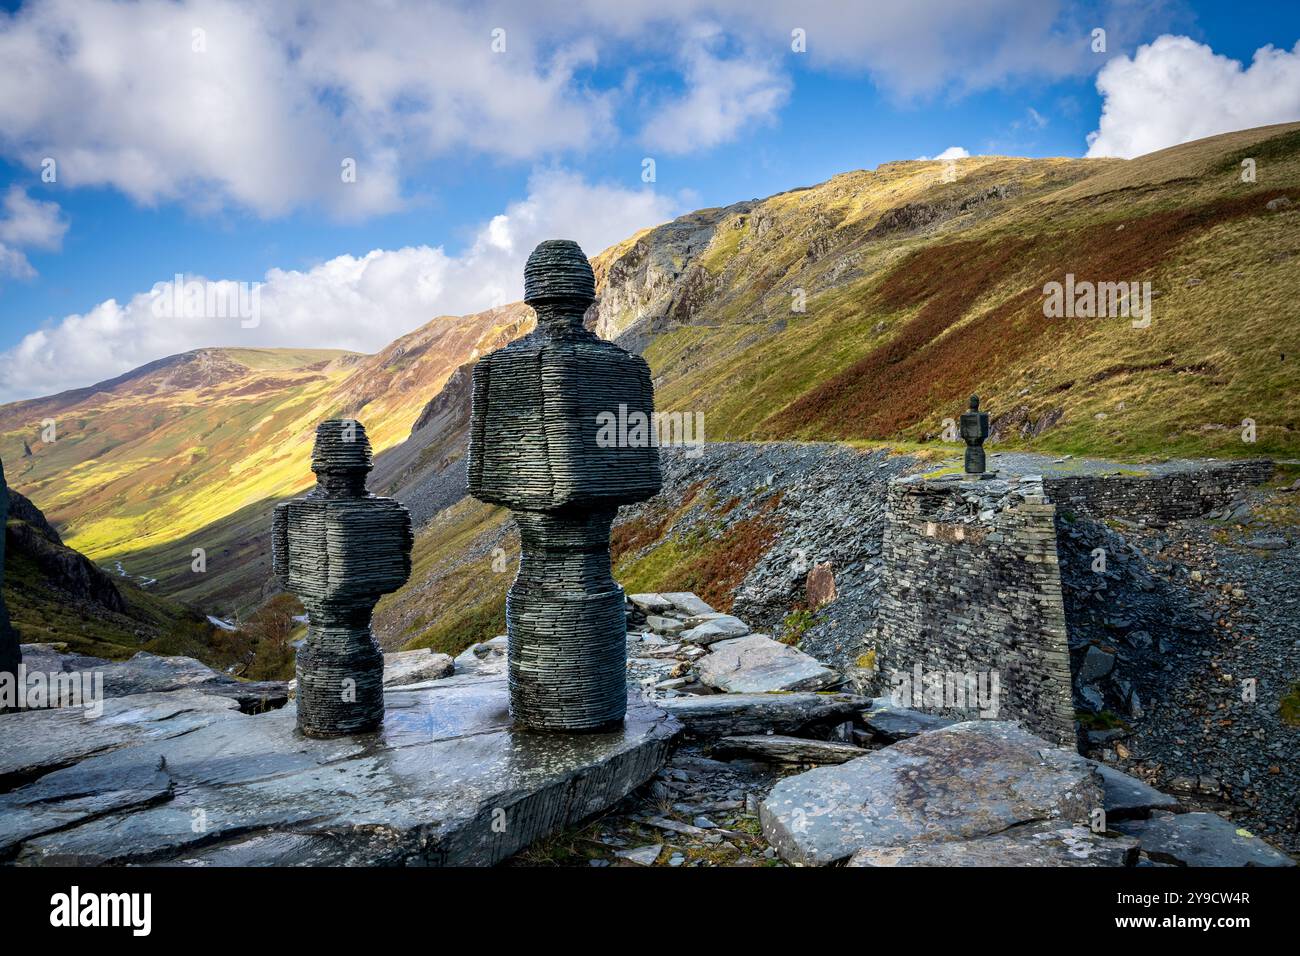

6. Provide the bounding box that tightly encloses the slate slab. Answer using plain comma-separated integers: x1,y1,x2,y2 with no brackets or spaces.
710,734,865,764
861,697,957,742
2,676,679,866
847,822,1138,867
16,647,288,714
382,649,454,686
1090,762,1180,819
681,615,750,646
660,691,868,738
698,635,838,693
659,592,716,617
760,721,1102,866
1115,811,1296,867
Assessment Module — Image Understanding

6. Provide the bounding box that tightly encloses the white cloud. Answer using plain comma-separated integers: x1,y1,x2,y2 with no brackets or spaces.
1086,35,1300,158
640,25,790,154
0,0,1169,219
915,146,970,160
0,170,680,402
0,0,613,218
0,185,67,280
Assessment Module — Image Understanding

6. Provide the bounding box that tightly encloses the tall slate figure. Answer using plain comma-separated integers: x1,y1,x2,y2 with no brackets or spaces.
468,240,662,731
273,420,413,737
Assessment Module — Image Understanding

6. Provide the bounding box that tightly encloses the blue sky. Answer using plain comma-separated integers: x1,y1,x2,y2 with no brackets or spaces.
0,0,1298,402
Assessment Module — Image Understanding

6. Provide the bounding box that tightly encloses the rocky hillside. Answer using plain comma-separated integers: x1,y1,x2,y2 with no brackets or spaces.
594,122,1300,461
0,305,530,614
2,123,1296,624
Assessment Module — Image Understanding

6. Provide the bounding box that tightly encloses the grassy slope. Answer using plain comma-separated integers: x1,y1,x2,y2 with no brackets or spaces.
643,124,1300,460
373,125,1300,657
0,306,530,614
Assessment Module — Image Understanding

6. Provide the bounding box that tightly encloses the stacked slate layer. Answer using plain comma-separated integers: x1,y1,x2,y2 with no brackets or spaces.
272,420,413,737
467,239,663,731
0,457,19,683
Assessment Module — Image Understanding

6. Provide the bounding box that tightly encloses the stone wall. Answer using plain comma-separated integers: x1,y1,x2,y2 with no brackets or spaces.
1043,460,1273,522
867,474,1076,747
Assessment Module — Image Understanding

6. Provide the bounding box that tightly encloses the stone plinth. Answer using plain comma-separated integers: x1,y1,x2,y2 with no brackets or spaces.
1,673,679,866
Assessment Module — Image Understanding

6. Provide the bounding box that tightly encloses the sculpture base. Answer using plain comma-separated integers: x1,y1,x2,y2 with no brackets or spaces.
964,446,987,475
507,508,627,732
295,625,384,738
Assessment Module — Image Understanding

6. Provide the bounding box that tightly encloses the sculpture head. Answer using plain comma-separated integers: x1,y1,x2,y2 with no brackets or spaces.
311,419,373,496
524,239,595,329
969,394,980,412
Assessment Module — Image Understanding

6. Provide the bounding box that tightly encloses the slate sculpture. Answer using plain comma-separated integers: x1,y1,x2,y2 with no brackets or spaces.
961,395,991,476
468,239,662,731
272,420,413,737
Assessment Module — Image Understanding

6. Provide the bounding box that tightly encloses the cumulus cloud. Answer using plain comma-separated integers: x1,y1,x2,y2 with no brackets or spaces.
915,146,970,160
640,26,790,154
0,185,67,280
1086,35,1300,158
0,170,680,402
0,0,1163,219
0,0,612,218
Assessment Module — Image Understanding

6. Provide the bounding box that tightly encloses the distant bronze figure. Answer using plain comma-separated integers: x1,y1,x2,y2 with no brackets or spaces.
273,420,412,737
0,457,20,685
961,395,990,475
468,239,662,731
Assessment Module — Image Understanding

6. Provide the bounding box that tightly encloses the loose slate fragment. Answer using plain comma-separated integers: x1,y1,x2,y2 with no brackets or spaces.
272,420,413,738
467,240,662,731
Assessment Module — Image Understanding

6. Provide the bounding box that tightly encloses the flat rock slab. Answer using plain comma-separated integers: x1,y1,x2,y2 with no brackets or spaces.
1115,811,1295,867
658,592,716,617
1091,762,1180,819
1,675,679,866
17,646,289,713
847,823,1138,867
698,635,838,693
452,636,508,676
710,735,865,764
660,692,868,738
761,720,1102,866
861,698,957,742
681,615,750,646
382,649,454,686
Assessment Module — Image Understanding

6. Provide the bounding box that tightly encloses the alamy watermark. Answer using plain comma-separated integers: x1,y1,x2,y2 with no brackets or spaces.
151,274,262,328
887,663,1001,718
0,665,104,717
1043,273,1152,328
595,403,705,458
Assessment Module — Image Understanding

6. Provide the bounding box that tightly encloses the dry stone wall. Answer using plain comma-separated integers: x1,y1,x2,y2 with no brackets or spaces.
868,474,1076,747
1043,460,1273,522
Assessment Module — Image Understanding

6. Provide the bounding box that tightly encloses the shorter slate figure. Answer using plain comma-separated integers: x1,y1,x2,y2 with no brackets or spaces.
961,394,991,476
272,420,412,737
468,239,662,731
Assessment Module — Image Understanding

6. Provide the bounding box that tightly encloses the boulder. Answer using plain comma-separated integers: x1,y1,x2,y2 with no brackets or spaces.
804,562,837,610
861,697,956,742
710,734,865,764
628,593,674,614
1079,644,1116,682
382,649,454,686
847,822,1138,867
1115,811,1295,867
761,721,1102,865
659,592,715,617
1090,762,1179,819
659,691,868,738
697,634,838,693
681,615,750,645
452,635,508,676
